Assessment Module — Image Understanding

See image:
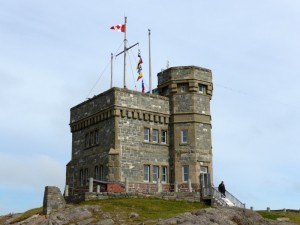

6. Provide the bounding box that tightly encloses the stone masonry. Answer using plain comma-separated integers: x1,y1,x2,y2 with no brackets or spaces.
66,65,213,195
43,186,66,215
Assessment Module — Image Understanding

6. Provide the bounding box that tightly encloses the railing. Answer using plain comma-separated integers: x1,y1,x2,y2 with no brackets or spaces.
211,187,245,208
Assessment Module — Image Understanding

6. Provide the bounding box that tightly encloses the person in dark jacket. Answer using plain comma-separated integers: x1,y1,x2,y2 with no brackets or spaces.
218,181,226,197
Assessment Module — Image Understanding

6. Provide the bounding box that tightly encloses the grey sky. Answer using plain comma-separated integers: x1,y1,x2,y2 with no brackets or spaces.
1,0,300,215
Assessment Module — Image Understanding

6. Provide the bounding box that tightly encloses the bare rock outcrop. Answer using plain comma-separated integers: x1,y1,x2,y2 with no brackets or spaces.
0,206,296,225
157,207,295,225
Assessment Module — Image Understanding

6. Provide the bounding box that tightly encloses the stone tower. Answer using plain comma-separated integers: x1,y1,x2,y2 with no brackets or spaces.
157,66,213,189
66,65,213,193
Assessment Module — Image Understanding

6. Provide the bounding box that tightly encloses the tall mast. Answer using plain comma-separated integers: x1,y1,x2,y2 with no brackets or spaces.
123,17,127,89
110,53,113,88
148,29,152,94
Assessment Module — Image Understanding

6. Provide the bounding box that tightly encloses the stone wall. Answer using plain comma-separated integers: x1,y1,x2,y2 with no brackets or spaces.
157,66,212,87
66,66,214,194
80,191,201,203
43,186,65,215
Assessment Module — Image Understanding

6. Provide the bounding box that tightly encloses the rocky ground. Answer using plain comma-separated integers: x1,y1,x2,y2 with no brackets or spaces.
0,205,296,225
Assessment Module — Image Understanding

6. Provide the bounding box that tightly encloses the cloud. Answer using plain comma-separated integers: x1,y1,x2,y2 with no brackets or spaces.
0,153,65,189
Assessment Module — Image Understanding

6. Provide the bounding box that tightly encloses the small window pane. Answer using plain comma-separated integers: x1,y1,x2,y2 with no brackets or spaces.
94,166,99,180
144,128,150,141
85,133,90,147
99,165,104,180
198,84,205,93
95,130,99,144
153,166,159,182
200,166,208,174
181,85,186,92
84,168,89,185
181,130,188,143
162,166,167,182
80,169,84,186
182,165,189,182
90,131,94,145
161,131,167,144
144,165,150,182
153,129,158,142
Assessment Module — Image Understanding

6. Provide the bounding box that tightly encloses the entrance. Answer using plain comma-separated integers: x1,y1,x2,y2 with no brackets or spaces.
200,166,211,198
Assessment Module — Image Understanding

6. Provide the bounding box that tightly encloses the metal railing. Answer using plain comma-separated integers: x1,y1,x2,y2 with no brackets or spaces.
211,187,245,208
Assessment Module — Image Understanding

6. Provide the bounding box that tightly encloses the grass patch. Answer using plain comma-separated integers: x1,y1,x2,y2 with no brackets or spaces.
257,211,300,225
80,198,208,223
10,207,43,224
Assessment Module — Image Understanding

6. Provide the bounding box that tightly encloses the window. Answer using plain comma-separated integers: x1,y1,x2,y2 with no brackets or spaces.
182,165,189,182
144,165,150,182
200,166,208,174
85,133,90,147
80,169,84,186
198,84,206,94
181,130,188,143
161,130,167,144
153,166,159,182
85,130,99,148
90,131,94,145
162,166,167,183
94,166,99,180
84,168,89,185
181,85,186,92
95,130,99,144
99,165,104,180
152,129,158,143
144,128,150,142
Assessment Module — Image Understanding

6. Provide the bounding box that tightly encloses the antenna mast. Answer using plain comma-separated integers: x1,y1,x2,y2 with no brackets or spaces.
123,17,127,89
148,29,152,94
110,53,113,88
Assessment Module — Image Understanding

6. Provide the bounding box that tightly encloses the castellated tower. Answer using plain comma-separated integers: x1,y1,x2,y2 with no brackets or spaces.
66,65,213,194
157,66,213,189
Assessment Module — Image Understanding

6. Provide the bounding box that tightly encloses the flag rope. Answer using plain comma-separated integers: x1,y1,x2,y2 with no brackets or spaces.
86,58,111,99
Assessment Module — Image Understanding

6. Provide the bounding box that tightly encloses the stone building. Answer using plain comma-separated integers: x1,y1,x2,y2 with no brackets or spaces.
66,65,213,194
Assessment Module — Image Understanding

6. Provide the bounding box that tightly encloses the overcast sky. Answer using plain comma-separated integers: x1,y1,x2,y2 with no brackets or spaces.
1,0,300,215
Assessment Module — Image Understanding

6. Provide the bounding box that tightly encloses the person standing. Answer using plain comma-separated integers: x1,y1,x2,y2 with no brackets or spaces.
218,181,226,197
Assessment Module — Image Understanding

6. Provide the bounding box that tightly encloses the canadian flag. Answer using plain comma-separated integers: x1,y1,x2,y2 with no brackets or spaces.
110,24,125,32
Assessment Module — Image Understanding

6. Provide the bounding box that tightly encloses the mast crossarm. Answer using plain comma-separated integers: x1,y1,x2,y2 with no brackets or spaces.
116,42,139,57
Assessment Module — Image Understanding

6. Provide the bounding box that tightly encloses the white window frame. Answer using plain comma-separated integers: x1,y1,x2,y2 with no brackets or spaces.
162,166,167,183
153,166,159,182
152,129,158,143
144,128,150,142
200,166,208,174
182,165,189,182
181,130,188,143
144,165,150,182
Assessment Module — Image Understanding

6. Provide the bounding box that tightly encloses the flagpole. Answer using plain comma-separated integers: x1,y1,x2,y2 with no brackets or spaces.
148,29,152,94
111,53,113,88
123,16,127,89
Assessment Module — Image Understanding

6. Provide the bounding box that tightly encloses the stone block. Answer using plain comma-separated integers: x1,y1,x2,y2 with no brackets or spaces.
43,186,65,215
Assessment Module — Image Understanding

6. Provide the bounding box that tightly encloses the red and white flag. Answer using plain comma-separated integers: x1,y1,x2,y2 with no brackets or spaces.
110,24,125,32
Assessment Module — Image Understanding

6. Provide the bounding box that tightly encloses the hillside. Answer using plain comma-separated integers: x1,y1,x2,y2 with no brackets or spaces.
0,198,298,225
